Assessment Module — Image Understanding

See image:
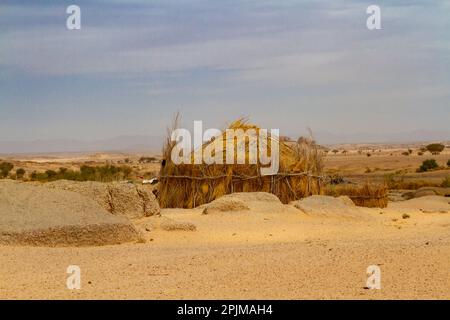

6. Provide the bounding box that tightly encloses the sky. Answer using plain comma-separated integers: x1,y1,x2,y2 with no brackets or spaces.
0,0,449,145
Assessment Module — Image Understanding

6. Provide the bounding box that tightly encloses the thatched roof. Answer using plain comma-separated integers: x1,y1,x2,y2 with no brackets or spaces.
157,118,325,208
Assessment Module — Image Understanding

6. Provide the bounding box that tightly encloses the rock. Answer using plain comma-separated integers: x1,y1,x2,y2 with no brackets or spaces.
402,187,450,200
45,180,160,219
201,197,250,214
290,195,371,220
160,219,197,231
199,192,296,214
136,216,196,232
388,190,406,202
0,180,142,247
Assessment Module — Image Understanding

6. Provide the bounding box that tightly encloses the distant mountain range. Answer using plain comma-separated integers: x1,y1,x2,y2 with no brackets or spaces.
0,130,449,154
0,135,164,155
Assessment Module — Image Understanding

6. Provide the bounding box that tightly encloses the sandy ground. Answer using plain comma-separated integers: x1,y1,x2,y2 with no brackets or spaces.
324,151,450,185
1,195,450,300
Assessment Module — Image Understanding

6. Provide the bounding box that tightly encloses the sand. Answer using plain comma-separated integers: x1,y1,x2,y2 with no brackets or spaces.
1,191,450,299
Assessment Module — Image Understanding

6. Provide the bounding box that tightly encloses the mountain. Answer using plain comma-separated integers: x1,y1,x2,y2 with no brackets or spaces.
1,130,449,154
0,135,164,154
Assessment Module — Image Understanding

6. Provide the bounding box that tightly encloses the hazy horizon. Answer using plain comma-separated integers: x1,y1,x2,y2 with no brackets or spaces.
0,129,449,155
1,0,449,145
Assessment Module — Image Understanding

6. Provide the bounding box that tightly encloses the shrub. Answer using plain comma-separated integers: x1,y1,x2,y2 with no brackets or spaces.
442,176,450,188
29,165,134,182
447,159,450,167
30,171,47,181
45,170,58,179
16,168,26,179
367,153,371,157
138,156,157,163
426,143,445,155
401,151,409,156
418,152,423,156
325,182,388,208
0,162,14,178
417,159,439,172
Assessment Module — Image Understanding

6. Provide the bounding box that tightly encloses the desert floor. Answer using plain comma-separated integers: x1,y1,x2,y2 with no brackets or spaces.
1,146,449,299
1,198,450,300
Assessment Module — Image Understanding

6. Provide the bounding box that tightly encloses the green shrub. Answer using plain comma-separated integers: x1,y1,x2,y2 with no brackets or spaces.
45,170,58,179
0,162,14,178
426,143,445,155
30,165,133,182
138,156,157,163
417,159,439,172
16,168,26,179
442,176,450,188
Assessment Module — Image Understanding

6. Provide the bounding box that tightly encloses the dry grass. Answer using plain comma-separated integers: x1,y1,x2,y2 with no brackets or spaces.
158,116,325,208
325,182,388,208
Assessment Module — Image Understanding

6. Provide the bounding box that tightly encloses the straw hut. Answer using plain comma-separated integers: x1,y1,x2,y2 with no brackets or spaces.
157,118,326,208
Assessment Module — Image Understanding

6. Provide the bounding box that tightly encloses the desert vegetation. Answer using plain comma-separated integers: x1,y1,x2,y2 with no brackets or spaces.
417,159,439,172
0,162,14,178
325,182,388,208
425,143,445,155
29,165,133,182
138,156,158,163
442,176,450,188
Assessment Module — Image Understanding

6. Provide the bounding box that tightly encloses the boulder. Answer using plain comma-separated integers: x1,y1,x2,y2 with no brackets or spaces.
200,192,297,214
0,180,142,246
402,187,450,200
290,195,371,220
45,180,160,219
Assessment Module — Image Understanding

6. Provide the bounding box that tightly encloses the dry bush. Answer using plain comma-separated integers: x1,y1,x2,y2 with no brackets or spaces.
325,183,388,208
442,176,450,188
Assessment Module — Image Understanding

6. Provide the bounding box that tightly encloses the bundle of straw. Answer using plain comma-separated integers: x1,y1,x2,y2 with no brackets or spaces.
325,183,388,208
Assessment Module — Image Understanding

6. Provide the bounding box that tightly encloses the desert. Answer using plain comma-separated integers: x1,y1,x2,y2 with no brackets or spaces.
2,1,450,303
1,139,449,299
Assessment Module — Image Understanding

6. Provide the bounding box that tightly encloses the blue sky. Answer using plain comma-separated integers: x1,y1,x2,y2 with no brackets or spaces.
1,0,449,143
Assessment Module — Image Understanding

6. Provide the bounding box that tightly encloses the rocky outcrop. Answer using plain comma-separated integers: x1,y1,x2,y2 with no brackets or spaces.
0,180,142,246
45,180,160,219
402,187,450,200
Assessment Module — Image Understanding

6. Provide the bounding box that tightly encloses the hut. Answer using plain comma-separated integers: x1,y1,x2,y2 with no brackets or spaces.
157,118,326,208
